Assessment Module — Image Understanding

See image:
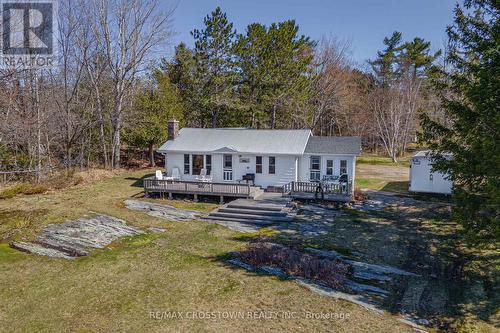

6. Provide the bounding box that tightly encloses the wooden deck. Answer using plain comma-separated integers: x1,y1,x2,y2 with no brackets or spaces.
283,181,353,202
143,177,263,201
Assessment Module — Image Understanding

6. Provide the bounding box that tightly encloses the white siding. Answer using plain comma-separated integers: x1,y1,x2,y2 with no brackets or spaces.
165,152,298,188
409,157,452,194
298,154,355,183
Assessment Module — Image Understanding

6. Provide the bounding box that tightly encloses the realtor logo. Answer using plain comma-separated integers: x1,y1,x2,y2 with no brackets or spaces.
1,0,57,68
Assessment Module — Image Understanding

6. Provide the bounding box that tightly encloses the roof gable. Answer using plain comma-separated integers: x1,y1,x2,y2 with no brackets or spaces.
213,146,239,153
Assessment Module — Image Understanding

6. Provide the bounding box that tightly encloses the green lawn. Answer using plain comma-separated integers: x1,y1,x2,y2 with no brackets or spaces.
0,169,412,332
355,159,410,194
356,154,411,168
355,177,409,193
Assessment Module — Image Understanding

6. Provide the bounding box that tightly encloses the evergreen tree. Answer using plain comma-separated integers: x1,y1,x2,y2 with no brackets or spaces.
369,31,403,85
124,71,184,166
235,20,314,128
234,23,269,127
191,7,238,127
400,37,441,80
165,43,202,127
421,0,499,242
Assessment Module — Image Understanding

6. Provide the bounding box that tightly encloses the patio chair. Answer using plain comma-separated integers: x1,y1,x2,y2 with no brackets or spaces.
155,170,163,180
196,168,212,182
171,167,181,180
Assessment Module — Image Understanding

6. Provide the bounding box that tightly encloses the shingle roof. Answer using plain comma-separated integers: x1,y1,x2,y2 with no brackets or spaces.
158,128,312,155
413,150,453,158
304,136,362,155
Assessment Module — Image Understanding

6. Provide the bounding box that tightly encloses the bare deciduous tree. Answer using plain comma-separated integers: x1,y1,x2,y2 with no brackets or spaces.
92,0,174,168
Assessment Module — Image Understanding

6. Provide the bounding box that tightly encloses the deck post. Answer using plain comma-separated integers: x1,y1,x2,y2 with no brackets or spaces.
193,194,198,202
168,192,173,200
219,195,224,204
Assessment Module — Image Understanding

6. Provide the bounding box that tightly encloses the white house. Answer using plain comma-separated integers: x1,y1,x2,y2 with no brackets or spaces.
409,150,453,194
157,120,361,191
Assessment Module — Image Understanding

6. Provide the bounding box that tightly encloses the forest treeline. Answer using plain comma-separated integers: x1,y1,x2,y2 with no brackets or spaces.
0,2,443,172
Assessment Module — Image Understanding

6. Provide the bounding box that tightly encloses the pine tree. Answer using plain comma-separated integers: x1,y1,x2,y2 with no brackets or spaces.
369,31,403,85
124,71,184,166
191,7,238,127
165,43,203,127
235,20,314,128
421,0,500,242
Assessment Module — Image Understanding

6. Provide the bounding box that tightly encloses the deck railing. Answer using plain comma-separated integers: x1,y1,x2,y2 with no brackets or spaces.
143,178,251,197
283,180,352,196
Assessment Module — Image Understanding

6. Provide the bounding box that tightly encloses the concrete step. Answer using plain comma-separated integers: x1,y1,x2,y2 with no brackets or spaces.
226,203,283,212
203,215,275,225
208,211,292,222
218,207,287,217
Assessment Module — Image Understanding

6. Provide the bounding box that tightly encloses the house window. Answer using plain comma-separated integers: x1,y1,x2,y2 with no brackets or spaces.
224,154,232,169
269,156,276,174
326,160,333,175
192,155,204,175
183,154,190,174
340,160,348,175
205,155,212,175
310,156,320,181
256,156,262,174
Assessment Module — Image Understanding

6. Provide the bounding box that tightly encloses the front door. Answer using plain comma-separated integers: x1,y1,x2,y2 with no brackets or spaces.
223,154,233,181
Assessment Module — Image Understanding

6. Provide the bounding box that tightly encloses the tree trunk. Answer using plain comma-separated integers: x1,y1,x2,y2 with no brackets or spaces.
211,110,218,128
271,105,276,129
95,87,109,169
148,142,155,167
33,71,42,182
111,119,121,168
111,90,123,169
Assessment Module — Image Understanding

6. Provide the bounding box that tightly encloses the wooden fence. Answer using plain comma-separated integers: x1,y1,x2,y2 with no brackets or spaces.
0,169,41,183
283,181,352,196
143,178,251,197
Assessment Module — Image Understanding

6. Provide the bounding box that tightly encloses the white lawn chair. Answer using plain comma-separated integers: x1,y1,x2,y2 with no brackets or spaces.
196,168,206,181
205,171,213,182
171,167,181,180
155,170,163,180
196,168,213,182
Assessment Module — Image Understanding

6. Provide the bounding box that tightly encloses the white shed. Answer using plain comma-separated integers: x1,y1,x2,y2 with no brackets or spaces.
409,150,452,194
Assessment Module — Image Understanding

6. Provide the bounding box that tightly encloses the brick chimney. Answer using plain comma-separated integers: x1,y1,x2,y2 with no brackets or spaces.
167,119,179,140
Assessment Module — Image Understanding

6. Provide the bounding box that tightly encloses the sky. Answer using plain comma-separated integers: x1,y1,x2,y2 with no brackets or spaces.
163,0,457,67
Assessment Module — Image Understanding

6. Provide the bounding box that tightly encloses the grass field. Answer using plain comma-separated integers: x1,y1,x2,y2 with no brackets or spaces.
0,169,413,332
356,154,411,168
0,163,497,332
355,161,410,194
